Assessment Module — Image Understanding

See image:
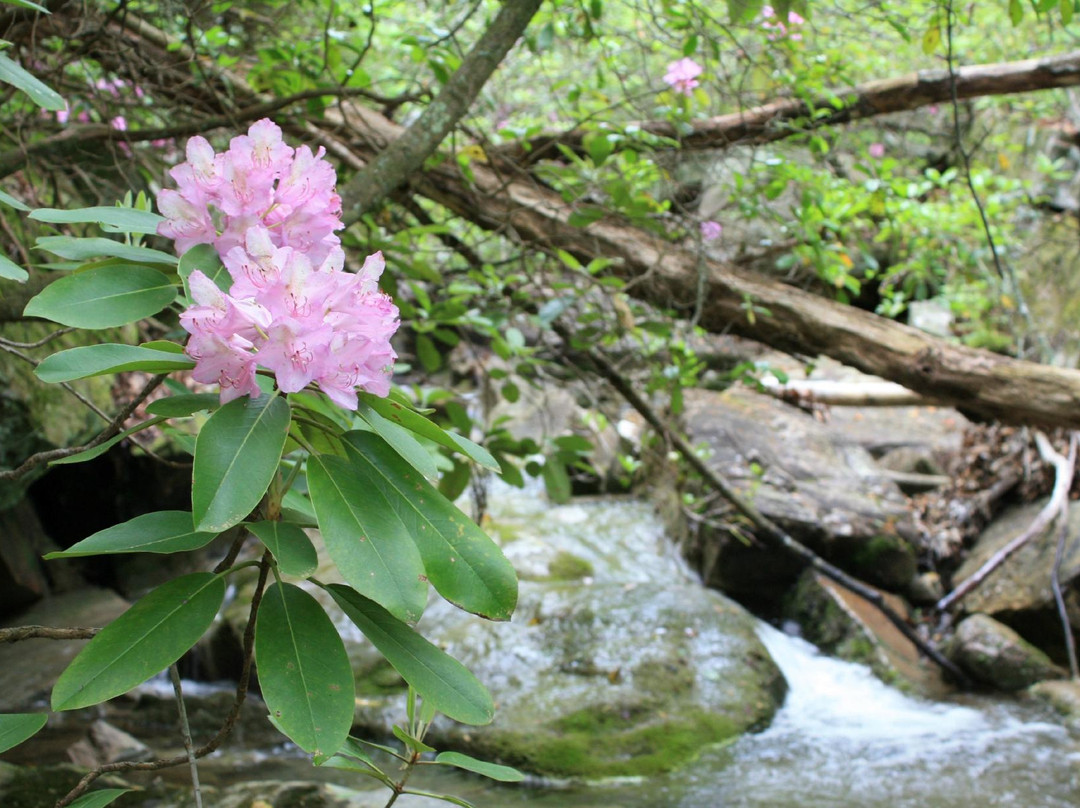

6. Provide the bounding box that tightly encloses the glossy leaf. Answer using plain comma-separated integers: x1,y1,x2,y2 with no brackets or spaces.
178,242,229,294
35,344,194,383
342,432,517,621
307,454,427,624
24,265,176,328
328,585,494,726
356,401,439,480
358,393,498,471
0,254,28,282
45,511,218,558
51,573,225,711
145,393,221,418
0,713,47,754
192,394,291,532
435,751,525,782
66,790,132,808
29,206,164,235
35,236,176,264
49,416,166,466
249,520,318,577
255,582,354,756
0,53,64,110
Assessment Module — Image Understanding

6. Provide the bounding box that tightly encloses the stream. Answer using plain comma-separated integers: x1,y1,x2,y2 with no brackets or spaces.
197,486,1080,808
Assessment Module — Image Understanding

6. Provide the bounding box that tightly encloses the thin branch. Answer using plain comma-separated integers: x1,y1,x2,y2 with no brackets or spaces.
0,625,98,642
936,431,1076,612
1050,433,1079,679
0,373,167,481
549,320,970,685
55,551,272,808
339,0,544,223
169,663,203,808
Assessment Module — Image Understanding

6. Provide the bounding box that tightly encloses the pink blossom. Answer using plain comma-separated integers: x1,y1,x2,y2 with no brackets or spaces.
663,58,703,96
761,5,805,40
700,220,723,241
160,120,399,409
868,142,885,159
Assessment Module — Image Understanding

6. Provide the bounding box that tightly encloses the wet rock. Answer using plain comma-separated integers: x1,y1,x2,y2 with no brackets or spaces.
0,587,129,711
66,719,153,767
783,570,946,694
947,614,1065,691
1028,679,1080,727
950,497,1080,660
680,387,918,604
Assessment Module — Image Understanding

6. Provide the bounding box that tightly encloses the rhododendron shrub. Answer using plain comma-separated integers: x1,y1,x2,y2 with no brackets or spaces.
16,119,519,803
159,119,399,408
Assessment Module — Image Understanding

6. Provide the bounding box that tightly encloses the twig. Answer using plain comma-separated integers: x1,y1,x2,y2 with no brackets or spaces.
0,373,167,481
0,625,98,642
169,663,202,808
551,321,971,686
936,431,1075,612
1050,433,1079,679
55,551,272,808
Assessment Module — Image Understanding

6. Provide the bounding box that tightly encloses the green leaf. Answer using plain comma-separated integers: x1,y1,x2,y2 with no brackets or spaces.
23,265,176,328
248,520,318,577
567,207,605,228
192,394,291,532
542,458,571,504
416,334,442,372
0,189,30,211
35,344,195,383
66,790,132,808
307,454,428,624
357,401,440,480
435,751,525,781
1063,0,1074,24
51,573,225,711
342,432,517,621
178,242,229,295
29,206,164,235
358,394,499,471
0,254,28,282
328,585,494,725
145,393,221,418
50,417,165,466
0,0,50,14
45,511,218,558
399,788,476,808
1009,0,1023,23
921,24,941,53
0,53,64,110
35,236,176,265
726,0,764,21
0,713,47,754
255,582,354,756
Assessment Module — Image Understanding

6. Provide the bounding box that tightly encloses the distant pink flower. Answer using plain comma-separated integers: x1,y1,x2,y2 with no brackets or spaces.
159,119,399,409
868,142,885,159
663,58,703,96
700,220,723,241
761,5,805,40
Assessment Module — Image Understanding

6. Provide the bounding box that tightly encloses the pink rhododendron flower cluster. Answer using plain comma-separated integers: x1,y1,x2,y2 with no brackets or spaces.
663,58,703,96
159,119,399,409
761,5,805,40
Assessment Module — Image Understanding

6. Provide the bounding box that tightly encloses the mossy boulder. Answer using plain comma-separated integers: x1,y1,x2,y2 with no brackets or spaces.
783,570,947,694
405,580,785,779
947,614,1065,691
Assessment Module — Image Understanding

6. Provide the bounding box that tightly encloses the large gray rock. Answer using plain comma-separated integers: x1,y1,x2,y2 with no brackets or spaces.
952,498,1080,656
680,387,918,601
947,613,1065,691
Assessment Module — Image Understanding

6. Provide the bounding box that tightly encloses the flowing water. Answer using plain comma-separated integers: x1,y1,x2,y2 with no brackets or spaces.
209,488,1080,808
